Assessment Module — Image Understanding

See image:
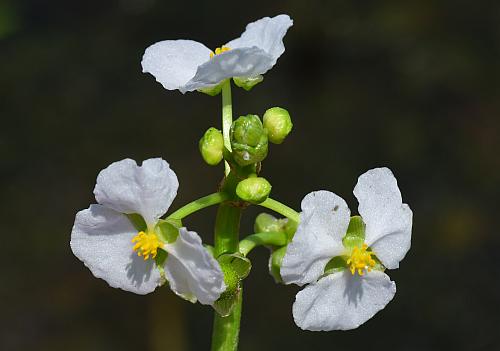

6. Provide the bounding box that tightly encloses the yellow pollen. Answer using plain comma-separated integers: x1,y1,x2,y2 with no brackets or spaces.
131,231,163,260
346,243,376,276
210,46,231,58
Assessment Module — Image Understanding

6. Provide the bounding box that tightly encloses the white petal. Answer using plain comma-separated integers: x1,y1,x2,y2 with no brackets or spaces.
353,167,413,269
281,191,350,286
163,228,226,305
141,40,212,91
293,270,396,331
181,47,274,92
94,158,178,226
70,204,161,295
226,14,293,61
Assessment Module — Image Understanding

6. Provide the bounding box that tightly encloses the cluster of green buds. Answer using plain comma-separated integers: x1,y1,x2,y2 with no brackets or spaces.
198,107,293,204
199,107,293,168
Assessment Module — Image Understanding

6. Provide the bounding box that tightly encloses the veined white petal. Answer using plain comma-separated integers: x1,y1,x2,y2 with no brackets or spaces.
94,158,178,227
293,270,396,331
70,204,161,295
181,47,274,92
163,228,226,305
141,40,212,91
226,14,293,61
281,191,350,286
353,168,413,269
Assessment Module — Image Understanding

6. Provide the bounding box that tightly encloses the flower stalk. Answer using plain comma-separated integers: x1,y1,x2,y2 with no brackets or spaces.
211,80,243,351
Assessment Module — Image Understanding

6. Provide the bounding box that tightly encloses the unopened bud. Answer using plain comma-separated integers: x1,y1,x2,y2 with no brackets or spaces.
230,114,268,166
236,177,272,204
263,107,293,144
199,127,224,166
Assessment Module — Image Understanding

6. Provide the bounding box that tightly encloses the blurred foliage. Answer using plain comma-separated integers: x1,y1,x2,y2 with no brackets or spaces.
1,0,499,350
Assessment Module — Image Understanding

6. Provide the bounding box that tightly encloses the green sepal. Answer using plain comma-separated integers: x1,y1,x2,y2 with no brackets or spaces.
213,253,250,317
323,256,347,276
155,220,179,244
126,213,147,232
342,216,366,250
155,248,168,285
270,246,287,283
198,82,223,96
233,75,263,91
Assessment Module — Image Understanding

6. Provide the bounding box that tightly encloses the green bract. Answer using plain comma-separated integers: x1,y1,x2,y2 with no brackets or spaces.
236,177,272,204
199,127,224,166
230,114,268,166
214,253,251,317
263,107,293,144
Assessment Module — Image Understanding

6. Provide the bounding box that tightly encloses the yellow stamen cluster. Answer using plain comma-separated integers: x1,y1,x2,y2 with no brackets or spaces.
210,46,231,58
132,231,164,260
346,243,376,276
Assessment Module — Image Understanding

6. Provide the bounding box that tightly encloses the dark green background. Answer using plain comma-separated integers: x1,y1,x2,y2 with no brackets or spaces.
2,1,499,350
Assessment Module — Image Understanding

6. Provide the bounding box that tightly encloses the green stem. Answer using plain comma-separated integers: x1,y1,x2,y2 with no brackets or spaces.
222,80,233,175
211,204,242,351
258,198,300,223
167,192,229,220
211,79,242,351
239,232,288,257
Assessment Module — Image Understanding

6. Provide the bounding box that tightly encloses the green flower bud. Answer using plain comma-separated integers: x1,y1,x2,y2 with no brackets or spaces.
230,114,268,166
236,177,272,204
254,213,283,233
263,107,293,144
233,75,264,91
199,127,224,166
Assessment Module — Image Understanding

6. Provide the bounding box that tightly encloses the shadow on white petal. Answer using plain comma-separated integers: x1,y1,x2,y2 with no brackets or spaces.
125,252,157,293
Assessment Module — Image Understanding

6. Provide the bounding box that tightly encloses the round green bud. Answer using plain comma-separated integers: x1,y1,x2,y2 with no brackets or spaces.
230,114,268,166
263,107,293,144
236,177,272,204
199,127,224,166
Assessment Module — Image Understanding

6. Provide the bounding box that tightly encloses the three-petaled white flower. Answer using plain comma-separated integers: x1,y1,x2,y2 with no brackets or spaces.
70,158,226,305
281,167,413,330
141,14,293,93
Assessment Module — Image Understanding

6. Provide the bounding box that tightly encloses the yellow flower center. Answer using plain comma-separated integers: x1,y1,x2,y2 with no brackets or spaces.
210,46,231,59
346,243,376,276
132,231,164,260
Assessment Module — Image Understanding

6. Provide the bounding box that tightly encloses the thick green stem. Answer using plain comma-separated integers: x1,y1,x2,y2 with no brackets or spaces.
211,204,242,351
258,198,300,223
167,192,229,220
222,80,233,175
239,231,288,257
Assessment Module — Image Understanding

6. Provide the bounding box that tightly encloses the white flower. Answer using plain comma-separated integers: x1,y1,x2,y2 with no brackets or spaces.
281,167,413,330
141,14,293,93
70,158,226,304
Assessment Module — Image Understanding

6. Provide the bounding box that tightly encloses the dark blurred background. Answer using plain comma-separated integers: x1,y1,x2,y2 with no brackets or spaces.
2,0,500,350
